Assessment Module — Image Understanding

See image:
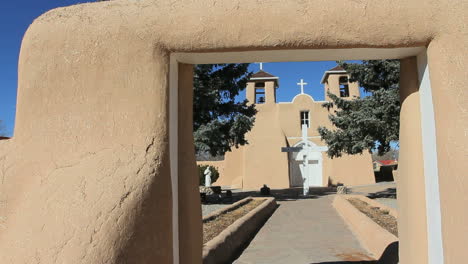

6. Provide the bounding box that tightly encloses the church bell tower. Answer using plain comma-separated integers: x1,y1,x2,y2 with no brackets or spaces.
246,70,279,105
320,66,360,101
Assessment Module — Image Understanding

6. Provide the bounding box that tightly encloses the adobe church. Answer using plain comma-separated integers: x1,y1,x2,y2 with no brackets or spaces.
213,66,375,190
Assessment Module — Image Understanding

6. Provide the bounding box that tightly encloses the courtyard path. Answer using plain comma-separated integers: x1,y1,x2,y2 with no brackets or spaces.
233,195,375,264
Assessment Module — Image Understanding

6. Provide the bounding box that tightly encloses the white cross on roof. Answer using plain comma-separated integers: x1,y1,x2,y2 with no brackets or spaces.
256,62,264,70
297,79,308,94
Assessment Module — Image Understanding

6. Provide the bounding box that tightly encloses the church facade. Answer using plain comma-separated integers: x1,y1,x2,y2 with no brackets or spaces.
215,66,375,190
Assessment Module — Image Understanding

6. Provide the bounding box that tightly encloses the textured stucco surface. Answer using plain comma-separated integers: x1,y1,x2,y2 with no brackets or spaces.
0,41,174,262
0,0,466,263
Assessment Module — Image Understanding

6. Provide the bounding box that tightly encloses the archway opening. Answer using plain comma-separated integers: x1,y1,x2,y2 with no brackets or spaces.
169,48,442,264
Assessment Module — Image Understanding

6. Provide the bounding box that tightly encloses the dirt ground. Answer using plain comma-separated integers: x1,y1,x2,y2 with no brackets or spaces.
203,199,264,244
348,198,398,237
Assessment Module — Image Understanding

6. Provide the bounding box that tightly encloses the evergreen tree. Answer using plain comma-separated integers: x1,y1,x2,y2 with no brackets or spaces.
193,64,256,157
372,148,399,161
318,60,400,158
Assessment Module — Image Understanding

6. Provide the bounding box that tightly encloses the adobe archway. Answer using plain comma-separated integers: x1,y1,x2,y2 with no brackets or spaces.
0,0,466,263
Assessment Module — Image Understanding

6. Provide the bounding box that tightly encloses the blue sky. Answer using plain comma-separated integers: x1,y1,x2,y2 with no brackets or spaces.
244,61,367,103
0,1,364,137
0,1,94,137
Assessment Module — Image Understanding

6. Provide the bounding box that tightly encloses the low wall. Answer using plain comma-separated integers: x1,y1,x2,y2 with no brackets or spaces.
202,197,252,223
203,197,277,264
333,195,398,259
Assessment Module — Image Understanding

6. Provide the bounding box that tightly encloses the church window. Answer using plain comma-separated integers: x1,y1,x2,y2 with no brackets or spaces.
255,82,266,104
300,111,310,128
339,76,350,97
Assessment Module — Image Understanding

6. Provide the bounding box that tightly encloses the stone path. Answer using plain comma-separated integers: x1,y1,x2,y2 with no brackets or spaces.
349,181,398,210
233,195,375,264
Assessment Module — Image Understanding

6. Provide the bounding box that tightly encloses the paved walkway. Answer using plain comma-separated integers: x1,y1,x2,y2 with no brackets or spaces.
348,181,396,197
349,181,398,210
233,195,375,264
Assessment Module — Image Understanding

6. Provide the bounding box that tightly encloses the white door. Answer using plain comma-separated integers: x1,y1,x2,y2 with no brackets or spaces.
295,148,323,187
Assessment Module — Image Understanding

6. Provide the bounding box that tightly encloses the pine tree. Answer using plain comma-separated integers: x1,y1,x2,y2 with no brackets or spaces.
193,64,256,157
318,60,400,158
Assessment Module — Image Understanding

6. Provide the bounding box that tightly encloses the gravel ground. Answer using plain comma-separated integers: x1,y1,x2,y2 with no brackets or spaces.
202,204,229,217
348,198,398,237
203,199,264,244
375,198,398,210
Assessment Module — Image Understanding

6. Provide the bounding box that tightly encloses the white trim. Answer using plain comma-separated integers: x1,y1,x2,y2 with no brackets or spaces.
250,77,279,80
324,70,347,73
169,55,180,264
417,50,444,264
320,70,347,84
174,47,424,64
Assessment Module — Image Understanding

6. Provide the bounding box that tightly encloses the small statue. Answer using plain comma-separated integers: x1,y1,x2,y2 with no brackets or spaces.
204,167,212,187
260,184,270,195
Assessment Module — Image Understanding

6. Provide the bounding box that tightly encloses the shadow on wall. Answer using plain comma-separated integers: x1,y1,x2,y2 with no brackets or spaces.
311,242,399,264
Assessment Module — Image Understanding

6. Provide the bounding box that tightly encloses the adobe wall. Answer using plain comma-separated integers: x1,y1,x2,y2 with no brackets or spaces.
0,0,466,263
0,16,174,263
427,37,468,263
219,147,245,188
278,94,332,138
325,154,375,187
242,104,290,190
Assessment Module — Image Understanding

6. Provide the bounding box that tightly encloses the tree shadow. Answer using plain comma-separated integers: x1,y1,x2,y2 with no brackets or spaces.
237,187,336,201
202,186,337,204
311,241,399,264
366,188,397,199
